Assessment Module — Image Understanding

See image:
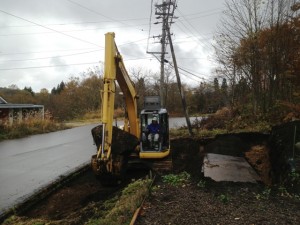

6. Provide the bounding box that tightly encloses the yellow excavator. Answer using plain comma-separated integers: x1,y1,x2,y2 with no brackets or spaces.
91,32,171,184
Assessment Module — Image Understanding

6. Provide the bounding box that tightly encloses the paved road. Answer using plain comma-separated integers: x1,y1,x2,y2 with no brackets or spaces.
0,124,98,215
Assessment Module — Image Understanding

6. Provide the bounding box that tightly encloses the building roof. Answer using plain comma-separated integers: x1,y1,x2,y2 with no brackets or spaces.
0,104,44,109
0,96,43,109
0,96,8,104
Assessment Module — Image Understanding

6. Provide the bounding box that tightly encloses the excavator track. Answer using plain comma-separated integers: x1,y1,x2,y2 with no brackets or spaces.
127,150,173,175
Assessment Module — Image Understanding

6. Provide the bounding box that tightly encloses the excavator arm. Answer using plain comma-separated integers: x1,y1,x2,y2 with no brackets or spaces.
92,32,139,178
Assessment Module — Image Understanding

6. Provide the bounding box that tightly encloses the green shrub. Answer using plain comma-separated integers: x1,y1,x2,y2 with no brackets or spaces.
162,172,191,186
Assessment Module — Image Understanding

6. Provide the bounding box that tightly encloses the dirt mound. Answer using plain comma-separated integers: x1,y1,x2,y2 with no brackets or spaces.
91,125,139,155
245,145,272,185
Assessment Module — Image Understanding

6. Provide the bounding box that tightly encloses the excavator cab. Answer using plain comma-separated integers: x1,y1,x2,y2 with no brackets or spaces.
139,96,170,158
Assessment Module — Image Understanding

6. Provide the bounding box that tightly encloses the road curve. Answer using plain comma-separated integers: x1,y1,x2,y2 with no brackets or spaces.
0,124,99,215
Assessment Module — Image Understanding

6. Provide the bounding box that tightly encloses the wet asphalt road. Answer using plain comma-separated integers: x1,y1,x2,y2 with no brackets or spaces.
0,124,98,215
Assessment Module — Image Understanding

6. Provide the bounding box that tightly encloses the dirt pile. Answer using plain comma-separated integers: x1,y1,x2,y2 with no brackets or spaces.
245,145,272,185
91,125,139,154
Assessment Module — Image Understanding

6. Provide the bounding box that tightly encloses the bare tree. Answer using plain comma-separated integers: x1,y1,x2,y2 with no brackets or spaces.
214,0,298,115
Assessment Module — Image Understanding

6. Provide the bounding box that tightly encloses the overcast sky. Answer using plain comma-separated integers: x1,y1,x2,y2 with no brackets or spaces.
0,0,226,92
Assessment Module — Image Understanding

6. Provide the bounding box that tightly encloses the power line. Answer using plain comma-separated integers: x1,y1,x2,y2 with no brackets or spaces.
0,38,148,61
181,7,223,18
0,61,100,71
66,0,140,29
0,56,157,71
147,0,154,53
166,60,207,81
0,9,103,48
176,8,212,50
0,18,149,29
181,11,222,20
0,47,99,56
0,23,149,37
0,50,101,63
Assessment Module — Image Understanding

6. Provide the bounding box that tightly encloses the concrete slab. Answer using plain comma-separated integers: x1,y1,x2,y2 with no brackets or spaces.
203,153,260,183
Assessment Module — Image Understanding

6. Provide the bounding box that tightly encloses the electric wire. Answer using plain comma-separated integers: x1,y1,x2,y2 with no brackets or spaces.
0,61,100,71
0,23,149,37
0,9,103,48
176,8,212,50
147,0,154,53
0,50,101,63
66,0,145,32
0,47,99,56
0,56,157,71
0,38,147,63
0,18,149,29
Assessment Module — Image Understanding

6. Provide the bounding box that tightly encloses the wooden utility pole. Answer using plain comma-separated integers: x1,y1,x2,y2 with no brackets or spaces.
166,25,194,136
149,0,175,108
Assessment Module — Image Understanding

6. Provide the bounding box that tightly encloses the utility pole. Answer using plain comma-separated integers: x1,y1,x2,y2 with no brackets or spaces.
148,1,193,136
148,0,175,108
159,4,167,108
166,24,193,136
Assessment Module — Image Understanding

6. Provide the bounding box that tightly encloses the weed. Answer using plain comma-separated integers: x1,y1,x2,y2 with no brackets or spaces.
278,186,292,197
150,185,160,193
2,216,16,224
162,172,191,186
289,171,300,183
255,188,271,200
197,180,206,188
218,193,230,204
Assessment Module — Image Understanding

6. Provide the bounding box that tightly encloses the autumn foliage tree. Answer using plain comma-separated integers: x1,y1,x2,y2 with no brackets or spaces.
214,0,300,121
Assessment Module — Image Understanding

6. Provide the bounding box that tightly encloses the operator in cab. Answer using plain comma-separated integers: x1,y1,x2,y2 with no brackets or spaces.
146,116,160,149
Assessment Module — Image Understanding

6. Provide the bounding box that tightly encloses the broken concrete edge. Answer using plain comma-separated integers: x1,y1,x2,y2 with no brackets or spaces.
0,162,91,224
202,153,261,183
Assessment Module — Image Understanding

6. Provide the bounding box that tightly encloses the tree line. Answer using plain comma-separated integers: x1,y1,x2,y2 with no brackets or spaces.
214,0,300,121
0,66,228,121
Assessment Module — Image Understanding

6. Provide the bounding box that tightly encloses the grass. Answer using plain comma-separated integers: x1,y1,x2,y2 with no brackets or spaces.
0,119,70,141
86,178,152,225
170,127,228,139
162,172,191,186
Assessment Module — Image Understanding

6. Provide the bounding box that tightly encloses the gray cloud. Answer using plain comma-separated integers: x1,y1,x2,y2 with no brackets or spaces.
0,0,226,92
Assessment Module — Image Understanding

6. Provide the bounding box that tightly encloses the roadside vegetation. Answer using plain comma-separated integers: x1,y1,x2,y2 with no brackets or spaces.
0,114,69,142
86,178,151,225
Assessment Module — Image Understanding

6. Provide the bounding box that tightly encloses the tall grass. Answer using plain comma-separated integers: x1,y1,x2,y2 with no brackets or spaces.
0,112,69,141
87,178,151,225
